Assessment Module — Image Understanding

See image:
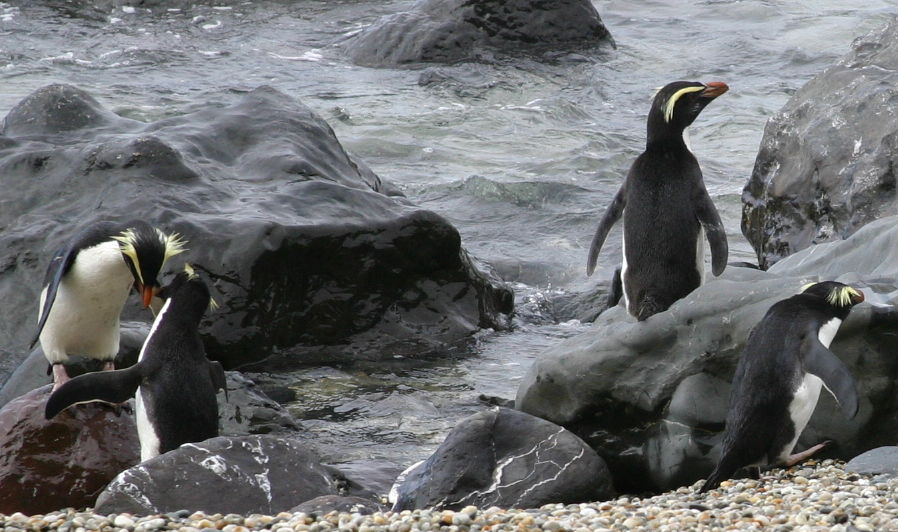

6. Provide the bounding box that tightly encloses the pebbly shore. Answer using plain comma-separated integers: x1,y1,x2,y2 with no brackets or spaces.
3,460,896,532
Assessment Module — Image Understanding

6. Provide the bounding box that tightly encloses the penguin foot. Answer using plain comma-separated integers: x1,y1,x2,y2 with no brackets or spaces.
785,440,831,467
102,361,116,371
50,364,71,392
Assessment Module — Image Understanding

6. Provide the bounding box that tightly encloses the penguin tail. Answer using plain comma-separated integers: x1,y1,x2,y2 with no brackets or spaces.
699,468,726,493
635,295,665,321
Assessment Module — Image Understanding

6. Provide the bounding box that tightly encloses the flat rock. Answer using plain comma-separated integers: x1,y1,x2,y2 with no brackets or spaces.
742,18,898,268
289,495,387,515
391,406,614,511
344,0,613,67
517,215,898,493
846,446,898,477
0,385,140,514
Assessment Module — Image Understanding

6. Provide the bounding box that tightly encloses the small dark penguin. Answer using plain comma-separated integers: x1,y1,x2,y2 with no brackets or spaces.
586,81,729,320
32,220,186,390
700,281,864,493
45,264,227,461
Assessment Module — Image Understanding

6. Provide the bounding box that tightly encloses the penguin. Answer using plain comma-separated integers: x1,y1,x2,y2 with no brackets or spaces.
586,81,729,321
45,264,227,462
700,281,864,493
31,220,186,390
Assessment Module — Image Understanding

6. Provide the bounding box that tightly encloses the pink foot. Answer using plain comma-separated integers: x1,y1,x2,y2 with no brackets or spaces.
785,441,831,467
102,361,115,371
51,364,70,392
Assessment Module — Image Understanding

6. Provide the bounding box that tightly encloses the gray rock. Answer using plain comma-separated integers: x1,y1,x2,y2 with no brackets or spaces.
94,435,368,515
742,18,898,268
391,406,614,511
219,372,301,436
289,495,387,515
846,446,898,477
343,0,614,67
516,215,898,493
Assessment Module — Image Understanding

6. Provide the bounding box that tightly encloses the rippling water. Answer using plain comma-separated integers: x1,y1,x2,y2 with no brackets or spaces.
0,0,893,495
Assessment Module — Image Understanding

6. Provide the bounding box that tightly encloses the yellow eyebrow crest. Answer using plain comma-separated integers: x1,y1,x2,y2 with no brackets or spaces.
826,286,861,307
664,86,705,123
112,229,144,284
159,229,187,264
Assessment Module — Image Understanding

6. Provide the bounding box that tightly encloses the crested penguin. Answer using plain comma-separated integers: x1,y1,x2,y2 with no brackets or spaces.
586,81,729,321
45,264,227,462
32,220,186,390
700,281,864,493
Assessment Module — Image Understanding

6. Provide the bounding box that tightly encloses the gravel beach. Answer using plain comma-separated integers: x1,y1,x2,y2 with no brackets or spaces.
4,460,896,531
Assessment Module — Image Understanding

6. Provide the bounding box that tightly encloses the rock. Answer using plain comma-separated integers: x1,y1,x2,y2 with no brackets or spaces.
516,215,898,493
391,406,614,511
289,495,387,515
742,18,898,268
219,372,302,436
846,446,898,477
94,435,371,515
0,83,513,376
0,385,140,514
343,0,614,67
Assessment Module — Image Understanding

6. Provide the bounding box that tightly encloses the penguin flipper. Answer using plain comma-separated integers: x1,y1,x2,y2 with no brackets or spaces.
45,365,143,419
209,360,228,401
695,189,728,276
606,267,623,309
587,185,626,276
802,334,859,418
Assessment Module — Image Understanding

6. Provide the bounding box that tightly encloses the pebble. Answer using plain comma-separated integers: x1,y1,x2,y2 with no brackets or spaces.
3,461,897,531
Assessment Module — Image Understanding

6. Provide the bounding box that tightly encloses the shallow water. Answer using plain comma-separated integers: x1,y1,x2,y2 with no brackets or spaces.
0,0,893,495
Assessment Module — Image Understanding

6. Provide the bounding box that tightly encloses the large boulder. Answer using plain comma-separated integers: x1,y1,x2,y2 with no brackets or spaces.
343,0,614,67
0,84,512,378
516,215,898,493
391,407,614,511
94,435,371,515
742,18,898,269
0,386,140,514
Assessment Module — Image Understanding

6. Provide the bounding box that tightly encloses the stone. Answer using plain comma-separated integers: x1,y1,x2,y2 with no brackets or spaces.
289,495,387,515
742,18,898,268
391,406,614,511
516,215,898,493
343,0,614,67
94,435,372,515
0,385,140,514
846,447,898,477
218,372,301,436
0,83,513,377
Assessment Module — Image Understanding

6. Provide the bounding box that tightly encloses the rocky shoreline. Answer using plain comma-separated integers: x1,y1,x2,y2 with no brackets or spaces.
4,460,896,531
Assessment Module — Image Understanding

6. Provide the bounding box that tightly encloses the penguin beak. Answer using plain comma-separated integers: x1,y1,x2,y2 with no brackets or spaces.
139,283,156,308
700,81,729,99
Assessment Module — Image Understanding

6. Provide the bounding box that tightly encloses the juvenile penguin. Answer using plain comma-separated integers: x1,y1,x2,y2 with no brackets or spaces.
586,81,729,320
33,220,186,389
45,264,227,461
700,281,864,493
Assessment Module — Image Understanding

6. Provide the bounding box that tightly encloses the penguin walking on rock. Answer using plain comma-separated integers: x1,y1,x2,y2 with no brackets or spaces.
700,281,864,493
45,264,227,462
32,220,186,390
586,81,729,320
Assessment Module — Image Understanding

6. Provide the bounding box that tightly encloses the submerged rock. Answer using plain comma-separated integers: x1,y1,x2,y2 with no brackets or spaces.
94,435,371,515
0,386,140,514
742,18,898,268
0,84,512,376
391,407,614,511
516,215,898,493
344,0,614,67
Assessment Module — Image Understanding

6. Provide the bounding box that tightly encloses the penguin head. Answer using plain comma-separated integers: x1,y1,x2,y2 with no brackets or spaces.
647,80,728,142
112,221,187,308
156,263,213,320
800,281,865,319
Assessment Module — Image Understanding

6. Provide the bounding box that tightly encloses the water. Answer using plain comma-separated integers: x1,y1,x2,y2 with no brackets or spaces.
0,0,893,494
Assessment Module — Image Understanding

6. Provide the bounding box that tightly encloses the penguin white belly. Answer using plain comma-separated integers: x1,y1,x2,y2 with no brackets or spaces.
135,388,161,462
780,373,824,462
620,226,630,313
39,242,133,364
695,227,706,284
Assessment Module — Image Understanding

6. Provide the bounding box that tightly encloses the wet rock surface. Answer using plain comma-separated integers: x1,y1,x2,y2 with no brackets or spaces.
94,435,372,515
288,495,387,515
0,83,512,377
343,0,614,67
391,406,614,511
517,215,898,493
742,18,898,268
0,386,140,514
846,446,898,477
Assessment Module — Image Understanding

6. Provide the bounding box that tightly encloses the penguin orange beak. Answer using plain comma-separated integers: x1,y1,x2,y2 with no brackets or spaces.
140,284,156,308
701,81,729,98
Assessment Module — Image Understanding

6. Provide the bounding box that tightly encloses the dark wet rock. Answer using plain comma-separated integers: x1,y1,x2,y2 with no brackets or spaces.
289,495,387,515
0,385,140,514
516,215,898,493
95,435,370,515
846,446,898,477
344,0,614,67
219,371,302,436
0,83,512,377
391,406,614,511
742,19,898,269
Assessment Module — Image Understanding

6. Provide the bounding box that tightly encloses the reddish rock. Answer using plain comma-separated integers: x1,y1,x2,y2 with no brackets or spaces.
0,385,139,514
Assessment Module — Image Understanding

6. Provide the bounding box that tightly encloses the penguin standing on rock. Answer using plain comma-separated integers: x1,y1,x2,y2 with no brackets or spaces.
700,281,864,493
586,81,729,320
45,264,227,462
32,220,186,390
